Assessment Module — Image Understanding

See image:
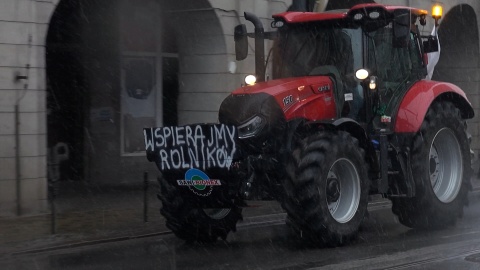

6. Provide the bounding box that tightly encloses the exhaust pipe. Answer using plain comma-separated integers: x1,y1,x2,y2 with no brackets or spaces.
244,12,265,82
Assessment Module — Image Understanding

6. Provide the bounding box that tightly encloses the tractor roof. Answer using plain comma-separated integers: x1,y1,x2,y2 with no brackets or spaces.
273,3,428,24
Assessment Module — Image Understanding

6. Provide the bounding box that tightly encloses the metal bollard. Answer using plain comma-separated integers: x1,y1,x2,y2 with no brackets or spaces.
48,142,69,234
48,180,56,234
144,171,149,223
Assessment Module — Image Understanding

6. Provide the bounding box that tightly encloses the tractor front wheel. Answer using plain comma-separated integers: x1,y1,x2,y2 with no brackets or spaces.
157,176,242,243
392,101,471,229
282,131,369,246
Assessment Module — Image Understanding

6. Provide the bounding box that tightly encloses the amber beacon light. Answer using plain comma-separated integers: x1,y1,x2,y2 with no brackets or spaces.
432,4,443,19
432,3,443,26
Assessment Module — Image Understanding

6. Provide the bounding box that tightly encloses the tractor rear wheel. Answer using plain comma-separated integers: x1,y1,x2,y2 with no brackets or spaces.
157,176,242,243
282,131,369,246
391,101,471,229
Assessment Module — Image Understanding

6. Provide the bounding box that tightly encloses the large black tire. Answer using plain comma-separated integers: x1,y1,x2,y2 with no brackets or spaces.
391,101,472,229
157,176,242,243
282,131,369,246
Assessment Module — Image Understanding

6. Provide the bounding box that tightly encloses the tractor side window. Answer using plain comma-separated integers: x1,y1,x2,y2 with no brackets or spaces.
368,24,422,90
408,32,423,70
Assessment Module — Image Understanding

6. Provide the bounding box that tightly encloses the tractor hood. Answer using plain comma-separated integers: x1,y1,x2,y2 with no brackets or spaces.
231,76,334,115
219,76,336,142
231,76,333,98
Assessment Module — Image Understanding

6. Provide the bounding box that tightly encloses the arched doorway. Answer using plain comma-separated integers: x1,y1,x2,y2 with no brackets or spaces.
46,0,225,184
433,4,480,170
433,4,479,89
46,0,90,181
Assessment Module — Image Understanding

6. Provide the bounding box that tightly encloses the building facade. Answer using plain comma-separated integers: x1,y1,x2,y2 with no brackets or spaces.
0,0,479,216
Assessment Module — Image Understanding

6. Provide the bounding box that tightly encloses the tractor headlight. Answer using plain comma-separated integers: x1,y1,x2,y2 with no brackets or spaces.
355,69,369,80
369,76,377,90
238,115,265,138
353,13,364,21
368,11,380,19
245,75,257,86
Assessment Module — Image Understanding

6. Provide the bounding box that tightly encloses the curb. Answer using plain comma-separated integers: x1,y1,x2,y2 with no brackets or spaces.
8,231,172,256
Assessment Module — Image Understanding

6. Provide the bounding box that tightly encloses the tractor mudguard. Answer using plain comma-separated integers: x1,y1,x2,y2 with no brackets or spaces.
330,118,369,146
299,118,369,148
144,124,241,206
284,118,375,172
395,80,474,133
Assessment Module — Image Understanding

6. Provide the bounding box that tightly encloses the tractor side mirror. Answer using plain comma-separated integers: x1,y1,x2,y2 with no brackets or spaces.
234,24,248,60
423,35,439,53
393,9,411,48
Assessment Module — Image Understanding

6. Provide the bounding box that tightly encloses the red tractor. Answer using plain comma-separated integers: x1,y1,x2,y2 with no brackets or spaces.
144,4,474,245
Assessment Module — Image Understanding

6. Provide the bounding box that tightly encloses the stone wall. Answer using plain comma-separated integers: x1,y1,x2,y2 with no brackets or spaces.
0,0,54,216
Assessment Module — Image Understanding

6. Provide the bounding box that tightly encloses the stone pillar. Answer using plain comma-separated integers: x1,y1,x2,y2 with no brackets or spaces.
174,0,292,125
0,0,53,216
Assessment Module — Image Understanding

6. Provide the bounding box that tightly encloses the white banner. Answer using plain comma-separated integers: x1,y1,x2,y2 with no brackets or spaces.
426,26,441,80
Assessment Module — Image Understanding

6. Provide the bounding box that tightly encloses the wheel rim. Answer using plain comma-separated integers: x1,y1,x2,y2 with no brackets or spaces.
203,209,231,220
429,128,463,203
326,158,361,223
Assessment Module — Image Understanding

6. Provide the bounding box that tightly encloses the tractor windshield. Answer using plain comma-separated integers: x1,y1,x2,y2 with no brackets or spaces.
273,22,362,80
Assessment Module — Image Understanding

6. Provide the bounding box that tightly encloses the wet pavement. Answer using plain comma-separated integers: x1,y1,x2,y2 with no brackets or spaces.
1,178,480,269
0,179,285,255
2,191,480,269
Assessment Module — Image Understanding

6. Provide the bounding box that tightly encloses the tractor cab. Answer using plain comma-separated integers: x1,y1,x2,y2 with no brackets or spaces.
235,4,437,127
